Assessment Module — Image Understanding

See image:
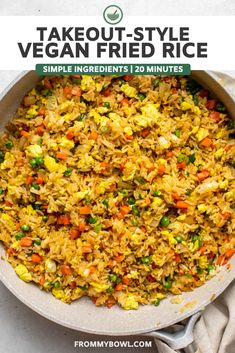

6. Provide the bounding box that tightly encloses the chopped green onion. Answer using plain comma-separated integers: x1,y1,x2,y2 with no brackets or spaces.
153,79,160,87
79,113,86,121
0,151,5,163
177,154,186,163
94,224,102,233
103,102,110,109
138,93,146,101
15,232,24,240
0,188,4,195
141,256,152,265
31,182,40,190
188,153,196,164
153,190,162,197
135,176,145,184
5,140,13,149
132,205,139,216
33,239,41,246
102,199,109,207
128,197,136,205
87,216,97,224
106,286,114,293
191,234,202,248
131,218,138,226
174,129,181,138
63,168,72,177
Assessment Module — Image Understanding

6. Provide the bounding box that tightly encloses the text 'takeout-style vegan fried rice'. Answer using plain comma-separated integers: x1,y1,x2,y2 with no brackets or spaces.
0,74,234,310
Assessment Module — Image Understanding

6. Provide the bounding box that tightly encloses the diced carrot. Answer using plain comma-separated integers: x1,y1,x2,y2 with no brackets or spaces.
121,98,129,105
34,265,41,272
63,87,72,96
200,137,213,148
157,164,166,175
43,77,51,89
56,152,68,160
16,223,21,231
57,215,70,226
199,89,209,98
78,223,86,232
71,75,81,79
175,254,181,263
122,276,130,285
148,164,155,172
20,237,33,247
36,176,44,184
106,302,114,308
82,243,92,253
109,183,117,192
120,160,127,171
140,128,150,138
69,281,76,289
115,283,124,291
209,111,221,122
89,131,98,140
6,248,15,256
5,200,13,207
39,277,45,286
102,88,111,97
31,254,42,263
78,206,91,215
172,192,181,201
61,265,72,276
145,197,151,206
176,201,189,209
177,161,187,169
42,205,48,209
71,87,82,97
197,169,210,181
36,124,45,136
38,107,46,116
166,151,174,159
226,263,231,270
200,245,206,254
124,134,134,141
123,75,133,81
115,255,125,263
108,259,116,268
66,131,75,140
219,211,231,220
225,144,233,152
206,99,217,110
20,130,30,138
224,249,235,259
26,175,34,185
69,228,80,240
100,161,109,168
89,266,96,274
120,205,130,216
147,275,156,283
216,255,226,266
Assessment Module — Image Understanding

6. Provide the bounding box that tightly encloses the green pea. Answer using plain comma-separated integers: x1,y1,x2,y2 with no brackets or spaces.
31,182,40,190
138,93,146,101
43,280,51,289
94,224,102,233
216,102,226,112
21,224,31,232
102,199,109,207
185,189,192,196
53,281,60,288
64,168,73,177
153,190,162,197
131,218,138,226
153,299,160,306
177,154,186,163
15,232,24,241
226,120,235,130
103,102,110,109
0,188,4,195
33,239,41,246
207,265,215,272
87,216,97,224
160,216,170,227
30,158,37,168
174,129,181,138
188,154,196,164
109,274,121,284
191,234,202,248
35,156,44,166
5,140,13,149
42,215,48,222
128,197,136,205
141,256,152,265
106,286,114,293
132,205,140,216
164,278,172,289
175,235,183,243
153,78,160,87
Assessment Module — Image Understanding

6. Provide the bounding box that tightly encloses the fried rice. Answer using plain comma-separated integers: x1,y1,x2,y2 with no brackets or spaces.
0,74,234,310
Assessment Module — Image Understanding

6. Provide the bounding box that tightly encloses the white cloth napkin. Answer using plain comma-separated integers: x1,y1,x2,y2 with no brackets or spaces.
154,72,235,353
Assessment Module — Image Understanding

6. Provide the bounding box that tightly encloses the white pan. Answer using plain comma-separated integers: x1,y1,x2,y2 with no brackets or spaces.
0,71,234,351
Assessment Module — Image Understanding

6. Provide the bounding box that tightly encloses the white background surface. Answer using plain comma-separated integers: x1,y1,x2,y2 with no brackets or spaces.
0,1,234,352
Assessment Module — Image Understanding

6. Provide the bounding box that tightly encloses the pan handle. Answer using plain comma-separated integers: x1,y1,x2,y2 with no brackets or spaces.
143,311,202,351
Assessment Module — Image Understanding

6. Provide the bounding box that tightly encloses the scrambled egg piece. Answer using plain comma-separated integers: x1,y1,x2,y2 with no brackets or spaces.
198,256,208,269
89,110,109,127
90,282,109,293
196,128,209,142
26,144,43,157
26,105,38,119
15,264,32,282
151,197,164,208
52,288,64,299
60,136,75,150
0,152,15,170
45,259,57,273
124,126,133,136
219,180,228,189
122,294,139,310
77,155,95,170
162,230,177,247
121,83,137,98
122,161,137,181
81,76,95,91
1,213,15,229
215,148,224,159
44,156,60,172
181,101,192,111
133,103,161,129
158,136,171,149
197,204,207,213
